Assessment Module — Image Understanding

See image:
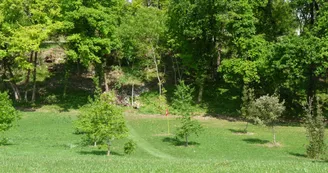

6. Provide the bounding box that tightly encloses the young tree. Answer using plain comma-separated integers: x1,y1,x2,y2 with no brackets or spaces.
172,81,203,146
171,81,194,114
240,85,256,133
176,116,203,147
0,92,20,140
252,95,285,144
76,92,128,156
303,97,326,159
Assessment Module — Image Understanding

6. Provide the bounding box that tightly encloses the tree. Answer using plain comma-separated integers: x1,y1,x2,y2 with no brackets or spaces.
252,95,285,144
171,81,194,114
118,5,166,96
76,92,128,156
176,116,203,147
303,97,326,159
62,0,124,91
0,0,63,102
0,92,20,140
172,81,202,146
240,85,256,133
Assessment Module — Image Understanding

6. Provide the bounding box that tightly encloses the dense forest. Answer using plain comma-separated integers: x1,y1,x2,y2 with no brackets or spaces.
1,0,328,120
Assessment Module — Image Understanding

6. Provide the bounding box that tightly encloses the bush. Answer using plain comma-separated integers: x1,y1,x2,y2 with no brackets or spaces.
303,98,326,159
44,94,59,104
0,92,20,133
124,140,137,155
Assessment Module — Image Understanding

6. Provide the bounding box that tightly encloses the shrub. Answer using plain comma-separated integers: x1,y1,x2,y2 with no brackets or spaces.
44,94,58,104
303,98,326,159
124,140,137,155
0,92,20,144
0,92,20,132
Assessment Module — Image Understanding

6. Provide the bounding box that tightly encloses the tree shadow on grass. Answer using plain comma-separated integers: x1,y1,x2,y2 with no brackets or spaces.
229,129,246,134
162,137,200,146
78,150,124,156
289,152,307,158
243,138,270,144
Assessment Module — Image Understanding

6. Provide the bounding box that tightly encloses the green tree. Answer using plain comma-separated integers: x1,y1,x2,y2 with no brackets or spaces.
118,5,166,96
0,0,63,102
303,97,326,159
176,116,203,147
76,92,128,156
252,95,285,144
241,85,256,133
62,0,124,91
0,92,20,141
172,81,202,146
171,81,194,114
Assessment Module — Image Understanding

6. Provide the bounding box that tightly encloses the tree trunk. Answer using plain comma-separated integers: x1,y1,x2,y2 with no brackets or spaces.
63,68,69,98
307,64,317,105
272,126,276,144
152,47,162,96
24,51,34,84
94,141,97,147
185,134,188,147
217,46,222,71
107,140,111,156
8,81,21,101
171,56,177,85
244,122,249,133
24,51,34,102
197,84,204,103
32,52,38,103
131,83,134,107
5,62,21,101
175,58,182,81
104,71,109,92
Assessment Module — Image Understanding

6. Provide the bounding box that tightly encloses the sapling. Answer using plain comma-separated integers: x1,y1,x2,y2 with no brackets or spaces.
303,98,326,159
172,81,203,146
252,95,285,144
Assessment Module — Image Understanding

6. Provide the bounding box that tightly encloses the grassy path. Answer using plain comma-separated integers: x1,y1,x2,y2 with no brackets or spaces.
127,123,176,159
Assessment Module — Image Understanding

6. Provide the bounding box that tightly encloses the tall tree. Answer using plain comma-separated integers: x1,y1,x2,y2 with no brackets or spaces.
63,0,124,91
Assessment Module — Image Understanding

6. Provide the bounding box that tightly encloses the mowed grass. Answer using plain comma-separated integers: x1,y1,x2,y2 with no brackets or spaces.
0,110,327,173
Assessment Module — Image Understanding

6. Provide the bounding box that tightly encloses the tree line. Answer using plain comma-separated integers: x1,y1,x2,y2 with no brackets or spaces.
1,0,328,119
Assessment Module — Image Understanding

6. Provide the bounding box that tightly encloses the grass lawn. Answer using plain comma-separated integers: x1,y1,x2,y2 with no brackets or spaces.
0,109,327,172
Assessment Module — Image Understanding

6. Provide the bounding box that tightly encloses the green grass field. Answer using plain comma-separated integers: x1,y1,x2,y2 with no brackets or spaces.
0,109,327,172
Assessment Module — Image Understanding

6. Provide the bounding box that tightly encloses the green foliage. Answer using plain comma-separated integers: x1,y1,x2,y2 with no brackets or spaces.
241,85,256,132
92,76,102,100
124,139,137,155
303,98,326,159
241,85,255,120
0,92,20,133
172,81,202,146
171,81,194,115
252,95,285,126
44,94,59,104
251,94,285,144
176,116,203,147
76,92,128,154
